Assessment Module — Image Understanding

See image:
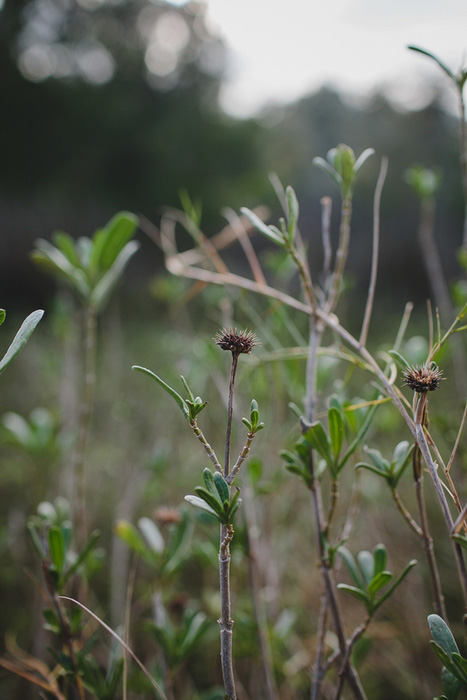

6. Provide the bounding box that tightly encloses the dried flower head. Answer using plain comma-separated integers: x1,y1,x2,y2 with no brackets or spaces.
214,328,260,355
402,363,444,393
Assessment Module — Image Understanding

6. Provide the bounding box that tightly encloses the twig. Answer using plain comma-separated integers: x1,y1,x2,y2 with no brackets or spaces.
74,304,97,548
189,418,222,472
360,157,388,346
320,197,333,293
219,524,236,699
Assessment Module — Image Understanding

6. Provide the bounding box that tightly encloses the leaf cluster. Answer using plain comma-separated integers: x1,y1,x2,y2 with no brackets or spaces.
148,608,210,669
185,469,241,526
31,212,139,312
355,441,414,489
28,498,101,593
338,544,416,616
115,512,192,580
428,614,467,700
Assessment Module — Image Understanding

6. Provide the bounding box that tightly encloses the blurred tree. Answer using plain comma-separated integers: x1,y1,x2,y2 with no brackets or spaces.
0,0,265,305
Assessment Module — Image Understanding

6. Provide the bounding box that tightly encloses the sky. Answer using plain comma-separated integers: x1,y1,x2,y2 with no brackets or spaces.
197,0,467,118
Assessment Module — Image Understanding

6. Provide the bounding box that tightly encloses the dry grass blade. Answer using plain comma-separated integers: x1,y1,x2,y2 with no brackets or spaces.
0,657,66,700
60,596,169,700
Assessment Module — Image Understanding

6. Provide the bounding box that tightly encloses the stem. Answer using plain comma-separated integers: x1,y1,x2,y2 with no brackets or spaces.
333,617,371,700
311,592,329,700
190,418,222,471
228,431,255,485
360,157,387,346
224,354,239,478
219,524,236,699
325,196,352,314
413,466,447,619
391,489,423,537
74,304,97,548
458,85,467,250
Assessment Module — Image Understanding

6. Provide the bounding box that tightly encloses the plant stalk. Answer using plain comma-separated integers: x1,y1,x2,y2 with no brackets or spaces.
74,304,97,548
219,524,236,699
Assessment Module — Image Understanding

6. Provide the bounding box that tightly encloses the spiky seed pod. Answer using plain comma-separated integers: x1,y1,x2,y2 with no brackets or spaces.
214,328,260,355
402,363,444,393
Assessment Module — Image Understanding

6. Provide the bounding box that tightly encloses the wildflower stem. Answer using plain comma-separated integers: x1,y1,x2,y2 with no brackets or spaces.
75,303,97,548
224,353,239,478
219,524,236,699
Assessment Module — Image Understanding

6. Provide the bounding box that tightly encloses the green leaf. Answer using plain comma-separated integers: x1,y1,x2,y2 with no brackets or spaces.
306,422,333,472
179,612,209,658
338,403,378,471
0,309,5,326
337,584,371,611
451,653,467,686
364,448,389,473
53,232,82,268
203,468,215,491
388,349,412,371
63,530,100,585
96,212,138,272
328,407,344,461
286,186,299,242
354,461,389,479
27,522,46,560
367,571,393,596
338,546,365,590
428,614,460,656
213,472,230,504
193,487,224,516
180,375,195,402
48,526,66,577
184,495,219,519
138,517,164,555
372,543,388,577
0,310,44,375
132,365,189,419
115,520,153,560
408,46,456,82
240,207,286,247
90,240,140,310
312,156,342,189
375,559,417,611
357,550,374,587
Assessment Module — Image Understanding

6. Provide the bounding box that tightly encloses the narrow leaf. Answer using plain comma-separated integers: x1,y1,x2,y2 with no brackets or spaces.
47,526,66,577
337,584,371,611
306,422,333,471
240,207,285,246
184,495,218,519
0,310,44,375
328,407,344,461
375,559,417,610
138,517,164,555
357,550,374,586
373,543,388,577
338,546,365,590
132,366,189,419
367,571,393,596
213,472,230,504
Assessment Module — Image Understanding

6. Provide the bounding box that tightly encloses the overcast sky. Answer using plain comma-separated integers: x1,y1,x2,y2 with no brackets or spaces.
199,0,467,117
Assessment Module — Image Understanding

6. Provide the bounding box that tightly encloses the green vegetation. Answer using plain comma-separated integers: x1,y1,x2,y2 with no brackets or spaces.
2,22,467,700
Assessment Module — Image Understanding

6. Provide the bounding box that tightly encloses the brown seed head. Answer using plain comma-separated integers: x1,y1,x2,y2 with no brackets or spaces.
402,363,444,393
214,328,260,355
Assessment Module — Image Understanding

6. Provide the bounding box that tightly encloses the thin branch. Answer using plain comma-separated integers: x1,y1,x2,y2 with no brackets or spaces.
360,157,388,346
189,418,222,472
447,401,467,472
222,207,267,286
321,196,333,292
